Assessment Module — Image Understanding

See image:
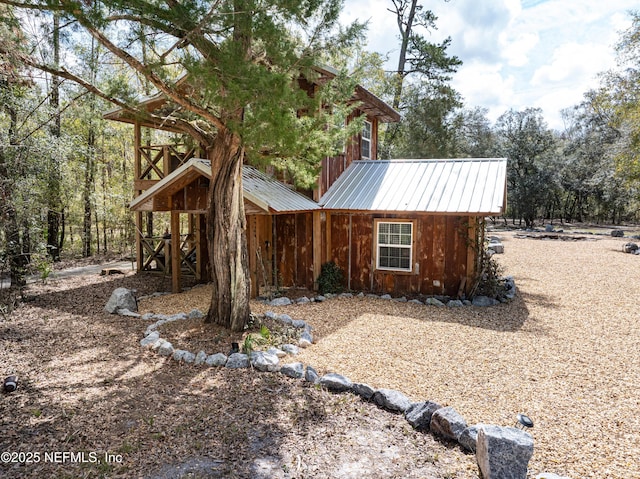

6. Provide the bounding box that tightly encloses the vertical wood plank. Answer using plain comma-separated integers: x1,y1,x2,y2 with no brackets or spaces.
171,211,181,293
313,211,322,289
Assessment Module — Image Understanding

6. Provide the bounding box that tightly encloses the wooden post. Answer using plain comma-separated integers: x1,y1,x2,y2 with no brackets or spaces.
171,211,181,293
325,211,332,263
195,213,202,281
135,212,143,272
312,211,322,289
466,216,478,296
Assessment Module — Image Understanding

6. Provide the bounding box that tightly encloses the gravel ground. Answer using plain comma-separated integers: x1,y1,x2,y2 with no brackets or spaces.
293,231,640,479
135,230,640,478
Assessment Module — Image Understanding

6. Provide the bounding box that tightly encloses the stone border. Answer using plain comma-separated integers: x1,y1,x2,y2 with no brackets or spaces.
105,286,567,478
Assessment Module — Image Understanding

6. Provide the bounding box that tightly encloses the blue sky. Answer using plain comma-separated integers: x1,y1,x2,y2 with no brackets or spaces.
341,0,637,130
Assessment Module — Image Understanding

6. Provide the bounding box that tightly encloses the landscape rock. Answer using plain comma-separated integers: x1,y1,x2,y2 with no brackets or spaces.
488,242,504,254
188,309,205,319
409,299,424,305
611,229,624,237
282,344,299,355
226,353,250,369
264,311,278,320
280,362,304,379
141,313,155,321
250,351,280,372
426,297,445,306
182,351,196,364
291,319,307,329
314,295,326,302
339,292,353,299
404,401,442,431
172,349,188,362
194,350,207,366
157,341,174,357
140,331,160,347
473,296,500,307
205,353,228,367
430,406,468,441
476,425,533,479
117,308,141,317
295,296,310,304
105,287,137,314
380,294,392,300
277,314,293,325
447,299,464,307
459,424,483,452
269,297,292,306
394,296,407,302
351,383,376,400
298,331,313,348
319,373,353,392
623,242,638,253
266,347,286,358
372,388,412,413
305,365,319,383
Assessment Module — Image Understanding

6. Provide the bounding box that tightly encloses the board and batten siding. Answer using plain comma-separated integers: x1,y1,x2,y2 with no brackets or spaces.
328,213,479,297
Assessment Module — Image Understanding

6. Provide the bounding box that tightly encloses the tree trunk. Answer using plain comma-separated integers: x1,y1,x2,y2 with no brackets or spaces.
205,127,251,332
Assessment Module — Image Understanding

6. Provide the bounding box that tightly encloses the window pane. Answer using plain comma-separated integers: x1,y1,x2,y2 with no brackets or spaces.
400,257,410,269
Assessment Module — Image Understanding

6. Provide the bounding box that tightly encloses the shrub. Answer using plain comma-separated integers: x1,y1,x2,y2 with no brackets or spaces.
317,261,344,295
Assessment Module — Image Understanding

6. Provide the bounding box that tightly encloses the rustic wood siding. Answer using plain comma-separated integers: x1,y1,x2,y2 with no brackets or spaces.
328,213,475,297
273,213,315,291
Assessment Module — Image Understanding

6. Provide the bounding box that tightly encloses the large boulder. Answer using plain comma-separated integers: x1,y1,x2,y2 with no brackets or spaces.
430,406,467,441
404,401,442,431
476,425,533,479
104,288,137,314
459,424,483,453
372,388,412,413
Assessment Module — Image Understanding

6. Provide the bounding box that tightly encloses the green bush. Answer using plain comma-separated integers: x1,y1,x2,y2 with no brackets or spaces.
317,261,344,295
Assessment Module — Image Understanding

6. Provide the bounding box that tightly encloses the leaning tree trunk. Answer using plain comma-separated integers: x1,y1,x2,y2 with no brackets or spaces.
205,127,251,332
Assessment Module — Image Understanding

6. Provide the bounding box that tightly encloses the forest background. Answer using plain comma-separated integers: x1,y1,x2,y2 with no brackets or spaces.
1,1,640,288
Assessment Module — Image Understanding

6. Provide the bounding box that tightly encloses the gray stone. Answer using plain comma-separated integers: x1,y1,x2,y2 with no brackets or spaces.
266,347,286,358
280,362,304,379
409,299,424,305
305,365,319,383
205,353,228,367
623,242,638,253
545,224,554,232
182,351,196,364
296,296,310,304
380,294,392,300
535,474,572,479
394,296,407,302
372,388,412,413
194,350,208,366
264,311,278,320
324,293,335,299
281,344,300,355
459,424,483,453
473,296,500,307
250,351,280,372
404,401,442,431
150,337,167,352
117,308,141,318
188,309,205,319
447,299,464,307
157,341,174,357
299,331,313,347
226,353,250,369
488,242,504,254
278,313,293,324
356,292,365,298
269,297,292,306
430,406,468,441
611,229,624,237
351,383,376,400
172,349,188,362
319,372,352,392
476,425,533,479
426,297,445,306
140,331,160,347
339,292,353,299
104,287,137,314
463,300,472,306
366,293,379,298
141,313,155,321
315,295,326,302
292,319,307,329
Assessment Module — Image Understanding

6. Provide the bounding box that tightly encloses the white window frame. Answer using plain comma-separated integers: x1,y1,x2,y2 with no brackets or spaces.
361,120,372,160
374,220,414,272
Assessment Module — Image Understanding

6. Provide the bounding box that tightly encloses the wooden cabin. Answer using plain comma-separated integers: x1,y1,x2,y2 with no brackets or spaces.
105,70,507,298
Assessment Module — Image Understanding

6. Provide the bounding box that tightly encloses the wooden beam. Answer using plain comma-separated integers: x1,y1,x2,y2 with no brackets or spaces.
171,211,181,293
135,211,143,272
466,216,477,296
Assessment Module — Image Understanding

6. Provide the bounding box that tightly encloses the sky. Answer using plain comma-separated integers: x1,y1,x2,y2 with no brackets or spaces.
341,0,638,130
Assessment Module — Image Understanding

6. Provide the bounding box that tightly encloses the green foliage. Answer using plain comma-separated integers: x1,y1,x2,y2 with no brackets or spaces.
317,261,344,295
474,253,505,299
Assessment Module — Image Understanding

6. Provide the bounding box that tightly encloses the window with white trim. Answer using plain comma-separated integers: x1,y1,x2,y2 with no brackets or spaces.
361,120,372,160
376,221,413,272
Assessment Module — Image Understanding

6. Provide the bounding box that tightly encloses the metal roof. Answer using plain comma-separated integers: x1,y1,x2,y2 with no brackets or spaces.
130,158,319,213
319,159,507,215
